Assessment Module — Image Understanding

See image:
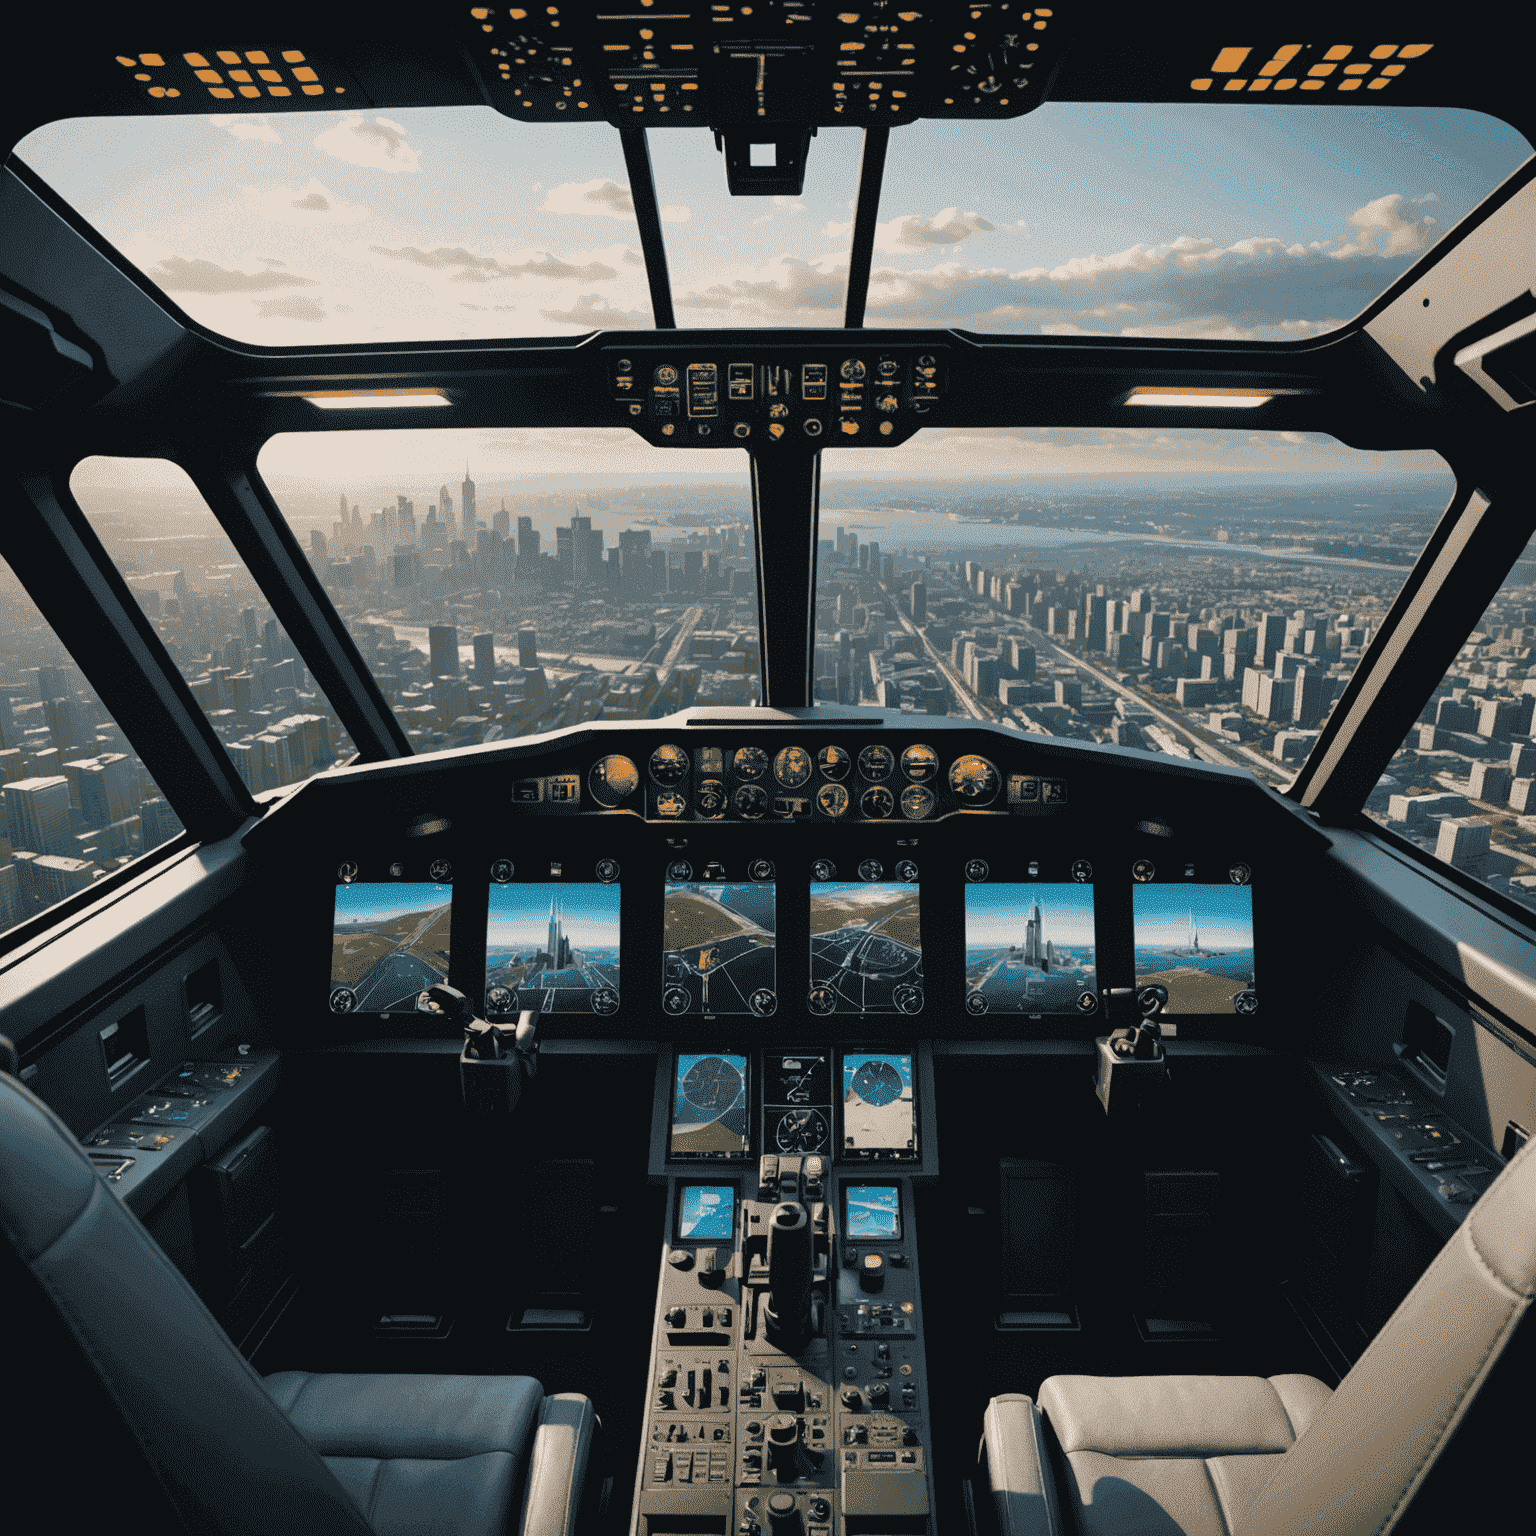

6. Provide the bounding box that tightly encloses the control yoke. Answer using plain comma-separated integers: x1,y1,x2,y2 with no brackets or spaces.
764,1199,814,1347
431,984,539,1115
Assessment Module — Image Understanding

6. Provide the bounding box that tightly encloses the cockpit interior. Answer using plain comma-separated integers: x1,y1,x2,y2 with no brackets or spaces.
4,7,1536,1536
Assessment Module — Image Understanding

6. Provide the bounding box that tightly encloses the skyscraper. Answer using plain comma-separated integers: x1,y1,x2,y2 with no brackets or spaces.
4,775,73,856
518,627,538,669
461,469,476,535
428,624,460,679
439,483,455,540
546,894,571,970
472,633,496,686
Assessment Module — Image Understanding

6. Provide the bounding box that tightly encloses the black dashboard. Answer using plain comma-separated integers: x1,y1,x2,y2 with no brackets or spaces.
256,710,1323,1050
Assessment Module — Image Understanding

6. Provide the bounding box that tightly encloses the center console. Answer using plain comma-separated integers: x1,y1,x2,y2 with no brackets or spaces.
633,1046,938,1536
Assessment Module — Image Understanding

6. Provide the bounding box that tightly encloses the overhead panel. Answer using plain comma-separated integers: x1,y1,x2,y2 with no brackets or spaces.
463,1,1069,127
102,46,366,108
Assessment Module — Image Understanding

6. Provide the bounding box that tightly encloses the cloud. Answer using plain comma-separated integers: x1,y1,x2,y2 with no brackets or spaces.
538,295,654,329
255,295,326,321
148,255,319,293
774,196,806,212
622,248,643,266
825,207,998,251
661,205,690,223
677,255,845,316
369,244,618,282
243,178,371,225
542,179,635,218
314,116,421,173
209,115,281,143
1331,193,1437,259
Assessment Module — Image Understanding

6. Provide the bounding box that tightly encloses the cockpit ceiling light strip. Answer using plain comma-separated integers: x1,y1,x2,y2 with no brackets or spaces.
1121,387,1309,409
279,389,451,410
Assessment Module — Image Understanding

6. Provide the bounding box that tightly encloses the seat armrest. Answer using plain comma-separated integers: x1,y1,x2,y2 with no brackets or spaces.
520,1393,599,1536
982,1395,1065,1536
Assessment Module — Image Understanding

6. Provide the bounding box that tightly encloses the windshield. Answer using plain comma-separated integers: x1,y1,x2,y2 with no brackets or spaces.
817,428,1452,792
256,428,760,746
15,105,1527,343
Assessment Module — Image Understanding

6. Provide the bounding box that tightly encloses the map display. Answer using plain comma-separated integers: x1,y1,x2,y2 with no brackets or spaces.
842,1053,916,1154
845,1186,901,1240
679,1185,736,1240
662,881,776,1016
485,884,620,1014
1133,883,1257,1015
330,882,451,1014
809,884,923,1015
965,883,1097,1014
671,1053,750,1159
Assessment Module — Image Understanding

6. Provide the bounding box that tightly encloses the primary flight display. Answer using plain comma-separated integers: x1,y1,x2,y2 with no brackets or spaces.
964,883,1097,1014
330,882,452,1014
1132,882,1257,1015
485,883,621,1015
662,880,777,1016
809,882,923,1015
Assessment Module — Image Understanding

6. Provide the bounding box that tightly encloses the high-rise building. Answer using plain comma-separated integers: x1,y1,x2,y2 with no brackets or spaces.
428,624,460,678
439,484,455,540
518,627,538,669
4,775,73,856
241,607,259,653
1436,818,1491,867
461,469,476,535
472,633,496,686
909,581,927,624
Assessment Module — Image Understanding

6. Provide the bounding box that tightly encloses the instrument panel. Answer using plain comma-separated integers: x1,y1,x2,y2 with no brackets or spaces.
279,716,1302,1044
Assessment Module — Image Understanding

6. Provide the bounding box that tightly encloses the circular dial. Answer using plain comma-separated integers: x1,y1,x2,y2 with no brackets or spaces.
733,747,769,782
1071,859,1093,883
487,986,514,1014
668,859,693,882
861,786,894,819
895,860,919,883
749,859,775,882
596,858,620,882
948,754,1000,804
337,860,358,883
775,1108,829,1152
591,988,620,1016
818,746,851,781
812,859,836,881
807,985,835,1014
859,745,895,781
858,859,883,881
589,754,638,806
682,1056,744,1113
900,786,935,820
840,358,867,382
429,859,452,882
650,744,688,786
774,746,812,787
1234,991,1258,1016
901,744,939,783
697,779,726,816
1230,863,1252,885
816,783,850,818
850,1059,903,1107
965,858,989,882
893,984,924,1015
734,784,768,819
655,364,679,386
1132,858,1156,883
490,858,514,883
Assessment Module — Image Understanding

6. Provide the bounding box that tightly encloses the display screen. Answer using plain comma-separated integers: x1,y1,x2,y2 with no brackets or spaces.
330,882,452,1014
964,883,1097,1014
845,1185,901,1240
679,1185,736,1240
662,882,776,1015
809,884,923,1015
484,883,621,1015
842,1052,917,1155
1133,883,1257,1015
671,1053,751,1159
764,1052,833,1157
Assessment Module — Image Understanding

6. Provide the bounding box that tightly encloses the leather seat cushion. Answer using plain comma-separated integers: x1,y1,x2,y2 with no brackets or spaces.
266,1372,546,1536
1037,1374,1333,1536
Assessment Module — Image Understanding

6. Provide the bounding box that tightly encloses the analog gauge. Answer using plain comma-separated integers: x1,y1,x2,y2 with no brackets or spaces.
1234,991,1258,1016
592,988,620,1016
1077,991,1099,1015
965,991,988,1016
818,745,851,781
748,989,777,1017
894,985,924,1016
808,986,835,1014
776,1108,829,1152
895,860,919,883
654,792,687,819
859,745,895,781
429,859,451,882
487,986,514,1014
749,859,775,882
697,779,726,816
948,754,1000,804
850,1059,903,1106
817,783,850,818
861,786,894,819
589,754,639,806
900,786,935,821
490,858,514,883
389,862,404,878
840,358,867,383
774,746,812,787
965,858,989,882
858,859,883,882
596,858,620,882
337,860,358,884
901,744,939,783
682,1055,744,1112
733,747,769,782
735,784,769,819
1230,863,1252,886
1071,859,1093,883
1138,984,1169,1016
667,859,693,882
812,859,836,881
650,744,688,786
663,987,691,1016
1132,859,1156,883
655,364,680,386
329,987,357,1014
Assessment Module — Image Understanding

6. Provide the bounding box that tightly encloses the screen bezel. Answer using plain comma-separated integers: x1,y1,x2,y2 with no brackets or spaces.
674,1181,740,1243
670,1049,753,1161
843,1181,903,1241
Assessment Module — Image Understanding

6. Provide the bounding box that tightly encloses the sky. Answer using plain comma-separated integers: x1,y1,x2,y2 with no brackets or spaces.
18,103,1528,349
1132,883,1255,949
966,882,1096,949
333,881,451,926
486,882,621,950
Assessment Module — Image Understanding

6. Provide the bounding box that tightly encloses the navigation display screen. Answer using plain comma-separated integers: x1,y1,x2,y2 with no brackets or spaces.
764,1052,833,1157
809,884,923,1015
330,882,451,1014
484,884,620,1015
964,884,1097,1015
1133,883,1257,1015
662,882,776,1016
679,1185,736,1240
671,1053,751,1159
842,1052,916,1156
845,1186,901,1240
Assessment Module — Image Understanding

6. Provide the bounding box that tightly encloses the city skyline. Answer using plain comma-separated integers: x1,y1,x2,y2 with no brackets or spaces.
1133,884,1255,951
333,881,452,927
965,882,1096,951
486,883,621,954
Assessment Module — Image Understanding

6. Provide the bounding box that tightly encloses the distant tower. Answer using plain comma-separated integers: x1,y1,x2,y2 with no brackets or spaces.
461,467,477,534
439,483,455,540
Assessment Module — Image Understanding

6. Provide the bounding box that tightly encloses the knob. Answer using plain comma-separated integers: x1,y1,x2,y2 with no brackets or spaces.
668,1249,693,1269
868,1383,889,1405
810,1499,831,1522
860,1253,886,1292
699,1246,725,1283
840,1386,862,1410
666,1307,687,1327
766,1493,799,1533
